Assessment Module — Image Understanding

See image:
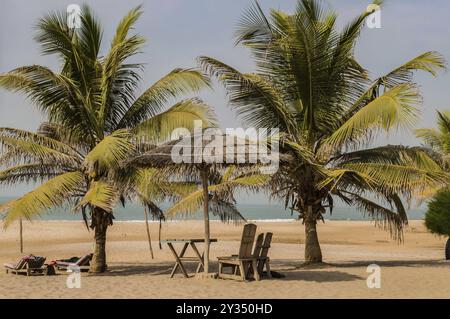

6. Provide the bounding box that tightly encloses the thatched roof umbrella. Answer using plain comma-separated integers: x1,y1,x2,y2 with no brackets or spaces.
129,133,281,278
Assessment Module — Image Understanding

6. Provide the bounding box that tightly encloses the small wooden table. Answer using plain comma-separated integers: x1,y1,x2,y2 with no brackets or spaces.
164,239,218,278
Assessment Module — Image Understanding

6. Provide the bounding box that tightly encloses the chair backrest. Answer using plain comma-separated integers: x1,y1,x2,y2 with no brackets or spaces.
76,254,93,266
238,223,257,259
252,233,265,258
260,232,273,259
26,256,46,269
15,256,28,270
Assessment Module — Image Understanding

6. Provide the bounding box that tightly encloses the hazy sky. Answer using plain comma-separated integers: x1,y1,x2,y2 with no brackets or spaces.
1,0,450,197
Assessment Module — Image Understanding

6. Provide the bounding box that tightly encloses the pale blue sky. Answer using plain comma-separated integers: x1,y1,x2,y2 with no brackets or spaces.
1,0,450,198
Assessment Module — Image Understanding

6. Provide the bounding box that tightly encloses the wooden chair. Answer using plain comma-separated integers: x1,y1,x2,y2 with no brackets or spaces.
257,232,273,278
218,223,260,281
4,255,47,276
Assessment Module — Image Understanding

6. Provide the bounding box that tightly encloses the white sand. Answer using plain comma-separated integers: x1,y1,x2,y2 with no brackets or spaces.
0,220,449,299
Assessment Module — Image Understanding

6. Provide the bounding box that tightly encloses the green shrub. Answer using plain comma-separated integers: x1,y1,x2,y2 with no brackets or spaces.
425,189,450,237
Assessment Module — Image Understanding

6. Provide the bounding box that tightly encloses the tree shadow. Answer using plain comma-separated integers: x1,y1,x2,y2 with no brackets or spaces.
84,259,449,281
279,270,363,282
94,261,219,277
327,259,449,269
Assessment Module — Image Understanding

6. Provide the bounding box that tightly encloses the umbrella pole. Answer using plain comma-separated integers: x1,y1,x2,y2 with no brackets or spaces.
201,168,211,274
19,218,23,254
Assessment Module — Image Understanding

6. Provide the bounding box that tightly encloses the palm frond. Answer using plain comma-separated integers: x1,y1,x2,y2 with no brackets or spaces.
340,191,406,241
77,181,119,213
0,164,68,185
133,98,217,143
0,127,82,165
84,129,133,173
327,84,421,147
0,171,85,227
118,68,210,128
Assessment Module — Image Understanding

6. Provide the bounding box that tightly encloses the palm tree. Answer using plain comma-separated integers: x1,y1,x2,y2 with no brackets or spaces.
199,0,447,264
0,5,216,272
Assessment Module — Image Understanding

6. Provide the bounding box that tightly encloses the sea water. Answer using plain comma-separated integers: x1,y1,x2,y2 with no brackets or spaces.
0,196,426,222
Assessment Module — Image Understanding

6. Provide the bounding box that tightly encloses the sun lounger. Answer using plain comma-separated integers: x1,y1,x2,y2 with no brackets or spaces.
4,255,47,276
218,223,260,281
55,253,93,272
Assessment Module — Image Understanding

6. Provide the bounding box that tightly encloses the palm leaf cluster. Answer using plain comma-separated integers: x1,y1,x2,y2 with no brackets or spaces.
0,5,216,229
199,0,448,243
165,165,270,222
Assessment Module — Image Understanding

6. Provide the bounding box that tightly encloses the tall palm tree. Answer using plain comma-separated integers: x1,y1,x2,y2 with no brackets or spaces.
199,0,447,264
0,5,216,272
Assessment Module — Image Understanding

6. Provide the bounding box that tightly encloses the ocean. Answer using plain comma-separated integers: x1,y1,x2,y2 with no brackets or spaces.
0,196,427,222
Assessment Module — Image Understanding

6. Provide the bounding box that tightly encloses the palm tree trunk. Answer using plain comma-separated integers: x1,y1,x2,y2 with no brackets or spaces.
158,219,162,250
19,219,23,254
446,237,450,260
144,207,154,259
304,206,322,264
90,208,111,273
201,168,211,274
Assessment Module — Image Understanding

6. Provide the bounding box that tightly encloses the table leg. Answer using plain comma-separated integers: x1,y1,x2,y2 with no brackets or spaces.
190,242,205,273
168,243,189,278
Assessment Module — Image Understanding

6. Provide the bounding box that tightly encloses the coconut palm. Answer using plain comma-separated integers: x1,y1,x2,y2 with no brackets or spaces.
199,0,447,264
0,5,216,272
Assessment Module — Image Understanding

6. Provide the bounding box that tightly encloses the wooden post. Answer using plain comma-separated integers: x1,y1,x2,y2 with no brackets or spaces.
19,219,23,254
158,219,162,250
200,168,211,274
144,207,154,259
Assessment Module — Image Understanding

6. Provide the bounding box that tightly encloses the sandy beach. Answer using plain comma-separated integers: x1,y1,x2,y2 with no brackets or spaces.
0,220,449,299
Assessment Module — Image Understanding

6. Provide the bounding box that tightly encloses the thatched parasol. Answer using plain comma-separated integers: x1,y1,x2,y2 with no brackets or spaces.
129,133,282,277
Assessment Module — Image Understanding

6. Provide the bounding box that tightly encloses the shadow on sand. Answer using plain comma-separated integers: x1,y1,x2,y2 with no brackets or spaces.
84,258,448,284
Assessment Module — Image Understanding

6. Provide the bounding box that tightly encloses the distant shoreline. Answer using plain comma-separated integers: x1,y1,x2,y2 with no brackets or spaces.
0,197,427,222
14,218,425,223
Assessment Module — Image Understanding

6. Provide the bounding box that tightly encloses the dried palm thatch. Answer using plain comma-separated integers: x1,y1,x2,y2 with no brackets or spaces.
127,133,281,276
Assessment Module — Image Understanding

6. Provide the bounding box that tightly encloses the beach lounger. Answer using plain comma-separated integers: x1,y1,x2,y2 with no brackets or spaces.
218,223,260,281
55,253,93,272
4,255,47,276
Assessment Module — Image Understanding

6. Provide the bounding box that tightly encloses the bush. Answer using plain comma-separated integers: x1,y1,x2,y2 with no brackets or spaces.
425,189,450,237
